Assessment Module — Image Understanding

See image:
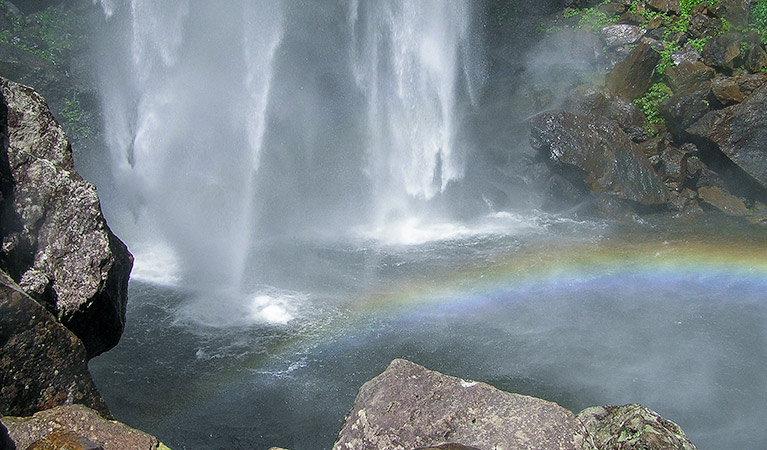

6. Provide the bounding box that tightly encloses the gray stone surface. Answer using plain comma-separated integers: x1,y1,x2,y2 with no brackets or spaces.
333,359,595,450
0,270,110,418
2,405,166,450
0,77,132,357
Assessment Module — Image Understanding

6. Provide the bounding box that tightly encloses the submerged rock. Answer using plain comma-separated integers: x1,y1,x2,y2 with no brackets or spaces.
0,270,110,418
578,404,697,450
2,405,168,450
0,77,132,357
529,110,667,209
333,359,594,450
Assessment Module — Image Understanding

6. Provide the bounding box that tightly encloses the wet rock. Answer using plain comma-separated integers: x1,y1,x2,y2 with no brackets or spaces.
578,404,697,450
662,85,713,140
333,359,594,450
671,43,702,65
0,78,132,357
0,270,110,418
741,34,767,72
667,188,702,214
698,186,750,216
732,71,767,96
701,32,742,71
710,0,751,26
542,173,589,211
607,39,661,100
647,0,681,14
565,88,650,141
711,76,744,105
1,422,12,450
663,61,715,93
415,445,482,450
530,110,667,208
656,145,689,183
687,83,767,191
600,24,644,49
2,405,168,450
688,14,722,39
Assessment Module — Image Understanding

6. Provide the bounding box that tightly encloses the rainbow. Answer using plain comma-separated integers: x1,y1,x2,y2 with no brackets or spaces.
354,232,767,316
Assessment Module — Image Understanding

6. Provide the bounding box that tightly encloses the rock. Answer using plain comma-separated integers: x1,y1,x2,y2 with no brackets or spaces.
647,0,681,14
600,24,644,49
698,186,750,216
0,78,132,358
656,145,689,183
565,88,650,142
701,32,742,71
667,188,702,214
333,359,595,450
688,14,723,39
26,431,104,450
741,34,767,72
542,174,589,211
415,445,482,450
2,405,169,450
663,61,715,93
0,270,110,418
671,43,702,65
711,76,744,105
530,110,667,207
578,404,697,450
732,71,767,96
1,422,12,450
607,39,661,100
710,0,751,27
687,83,767,192
662,85,712,140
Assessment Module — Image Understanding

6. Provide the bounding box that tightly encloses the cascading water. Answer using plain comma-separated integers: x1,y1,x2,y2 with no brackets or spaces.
95,1,283,293
95,0,487,296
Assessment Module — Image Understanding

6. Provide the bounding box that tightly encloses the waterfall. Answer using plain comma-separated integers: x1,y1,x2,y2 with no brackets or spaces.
95,0,283,289
93,0,485,298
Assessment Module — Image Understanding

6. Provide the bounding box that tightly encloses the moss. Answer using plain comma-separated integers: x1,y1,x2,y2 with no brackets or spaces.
62,92,92,139
751,0,767,43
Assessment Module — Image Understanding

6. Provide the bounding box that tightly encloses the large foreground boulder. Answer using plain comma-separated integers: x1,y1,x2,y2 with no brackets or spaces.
0,77,132,357
0,270,110,418
529,110,667,209
578,404,697,450
687,82,767,193
1,405,169,450
333,359,595,450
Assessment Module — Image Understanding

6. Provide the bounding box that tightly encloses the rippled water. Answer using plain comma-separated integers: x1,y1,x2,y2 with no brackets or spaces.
90,215,767,450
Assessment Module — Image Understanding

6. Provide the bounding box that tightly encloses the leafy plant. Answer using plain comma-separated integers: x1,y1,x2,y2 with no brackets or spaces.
751,0,767,43
62,92,91,138
634,82,673,128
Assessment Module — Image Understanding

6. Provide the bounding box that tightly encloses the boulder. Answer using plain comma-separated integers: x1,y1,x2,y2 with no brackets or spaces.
600,24,645,49
333,359,594,450
0,270,110,418
1,405,169,450
607,39,661,100
647,0,681,14
698,186,750,216
578,404,697,450
529,110,667,207
662,85,713,139
687,83,767,192
711,76,744,106
663,61,715,93
701,32,742,71
0,78,132,357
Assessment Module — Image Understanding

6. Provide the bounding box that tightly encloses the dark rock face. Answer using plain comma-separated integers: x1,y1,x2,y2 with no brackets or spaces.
0,78,132,358
578,404,697,450
333,359,595,450
0,270,110,418
662,86,713,139
607,40,661,100
530,110,667,207
2,405,164,450
701,32,742,70
687,82,767,192
663,61,715,93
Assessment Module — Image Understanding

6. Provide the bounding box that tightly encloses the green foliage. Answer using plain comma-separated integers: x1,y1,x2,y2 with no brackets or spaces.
33,6,84,63
751,0,767,43
62,92,91,138
689,37,709,51
634,82,673,127
578,8,618,30
680,0,717,17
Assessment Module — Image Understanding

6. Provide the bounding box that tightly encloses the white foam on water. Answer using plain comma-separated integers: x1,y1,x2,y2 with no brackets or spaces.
356,211,552,247
174,286,305,329
129,242,182,286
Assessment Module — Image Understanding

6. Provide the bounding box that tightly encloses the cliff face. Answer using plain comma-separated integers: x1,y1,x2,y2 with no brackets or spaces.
0,77,133,358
